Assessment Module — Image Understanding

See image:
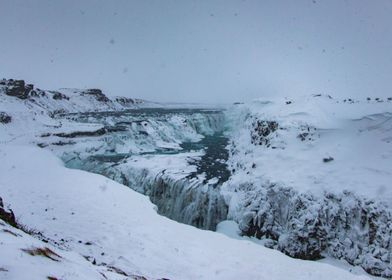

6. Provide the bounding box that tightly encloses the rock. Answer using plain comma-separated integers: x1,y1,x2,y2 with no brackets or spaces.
51,91,69,100
323,156,334,163
115,97,135,105
1,79,32,99
297,132,309,141
81,89,110,102
5,80,27,98
0,197,17,228
25,84,34,92
54,127,107,138
0,112,11,124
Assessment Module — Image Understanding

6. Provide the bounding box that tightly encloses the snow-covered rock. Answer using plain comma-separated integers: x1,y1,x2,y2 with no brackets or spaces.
222,95,392,277
0,78,150,117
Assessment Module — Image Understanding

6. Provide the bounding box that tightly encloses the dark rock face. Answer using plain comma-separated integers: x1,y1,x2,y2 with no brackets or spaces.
0,197,17,228
54,127,107,138
115,97,135,105
29,88,46,97
51,91,69,100
0,112,12,124
1,79,32,99
81,89,110,102
115,97,144,106
238,184,392,278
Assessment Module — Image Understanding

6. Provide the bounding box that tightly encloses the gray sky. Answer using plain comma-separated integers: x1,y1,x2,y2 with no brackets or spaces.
1,0,392,103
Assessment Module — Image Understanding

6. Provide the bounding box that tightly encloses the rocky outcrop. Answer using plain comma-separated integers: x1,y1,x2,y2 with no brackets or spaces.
51,91,69,100
114,97,143,107
0,197,17,228
0,112,11,124
0,79,33,99
114,97,135,105
81,89,110,102
1,78,146,114
53,127,107,138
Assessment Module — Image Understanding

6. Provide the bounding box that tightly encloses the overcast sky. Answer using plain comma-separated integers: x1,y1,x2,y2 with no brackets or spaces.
0,0,392,103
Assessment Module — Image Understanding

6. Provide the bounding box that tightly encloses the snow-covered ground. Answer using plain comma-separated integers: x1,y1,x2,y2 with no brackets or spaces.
224,95,392,202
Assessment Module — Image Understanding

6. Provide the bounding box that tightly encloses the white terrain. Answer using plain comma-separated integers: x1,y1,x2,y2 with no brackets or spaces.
0,78,391,279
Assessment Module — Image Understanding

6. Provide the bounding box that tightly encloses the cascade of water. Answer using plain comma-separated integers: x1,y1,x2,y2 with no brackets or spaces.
59,109,230,230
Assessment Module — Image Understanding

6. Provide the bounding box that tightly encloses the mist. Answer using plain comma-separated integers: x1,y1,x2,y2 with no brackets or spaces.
1,0,391,103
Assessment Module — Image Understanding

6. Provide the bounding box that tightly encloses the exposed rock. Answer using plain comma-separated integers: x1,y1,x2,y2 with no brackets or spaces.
0,112,12,124
51,91,69,100
0,197,17,228
29,88,46,97
54,127,106,138
25,84,34,92
51,141,76,146
81,89,110,102
323,156,334,163
1,79,32,99
297,132,309,141
115,97,135,105
115,97,143,106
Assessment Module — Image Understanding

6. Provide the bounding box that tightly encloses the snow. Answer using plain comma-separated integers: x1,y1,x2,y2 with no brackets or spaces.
221,95,392,277
0,221,106,280
0,144,371,280
225,95,392,202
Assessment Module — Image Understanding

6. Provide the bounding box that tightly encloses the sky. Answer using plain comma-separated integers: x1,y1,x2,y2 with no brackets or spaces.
0,0,392,104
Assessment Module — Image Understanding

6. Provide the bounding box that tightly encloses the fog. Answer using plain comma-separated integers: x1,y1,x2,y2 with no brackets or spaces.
1,0,391,103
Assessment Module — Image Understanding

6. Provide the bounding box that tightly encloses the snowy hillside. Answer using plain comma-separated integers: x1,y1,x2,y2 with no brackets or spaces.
0,78,150,117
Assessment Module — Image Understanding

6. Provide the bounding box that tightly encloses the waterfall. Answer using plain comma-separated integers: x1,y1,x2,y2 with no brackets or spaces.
59,109,230,230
